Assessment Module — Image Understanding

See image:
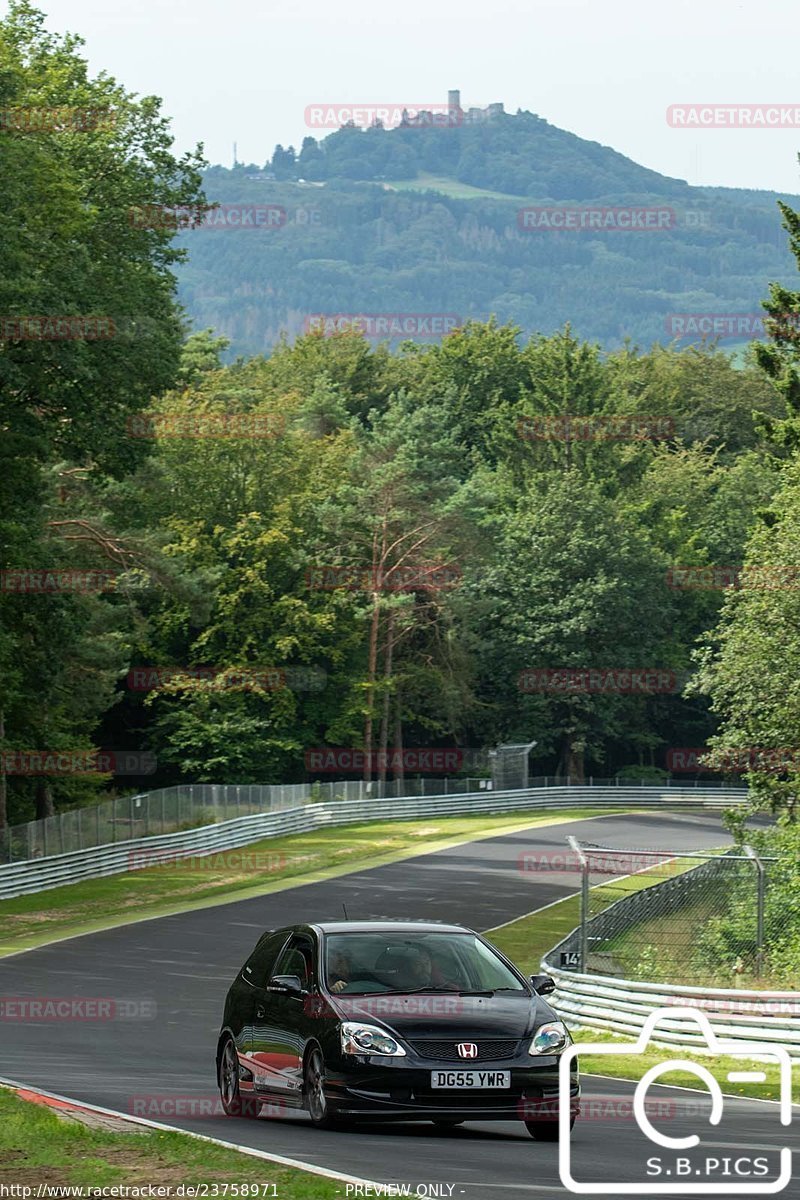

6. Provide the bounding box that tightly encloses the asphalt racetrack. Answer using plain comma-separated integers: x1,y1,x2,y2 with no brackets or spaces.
0,810,792,1198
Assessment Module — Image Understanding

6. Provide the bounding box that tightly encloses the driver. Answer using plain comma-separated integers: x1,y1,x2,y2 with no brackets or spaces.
399,946,459,990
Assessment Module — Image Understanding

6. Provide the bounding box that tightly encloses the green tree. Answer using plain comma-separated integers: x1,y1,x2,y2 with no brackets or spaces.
0,1,206,823
177,329,230,386
313,392,486,782
117,367,361,782
463,470,672,778
695,197,800,820
694,459,800,819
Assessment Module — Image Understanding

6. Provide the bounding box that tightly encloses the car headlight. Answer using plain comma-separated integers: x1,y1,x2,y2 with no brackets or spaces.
340,1021,407,1057
529,1020,570,1055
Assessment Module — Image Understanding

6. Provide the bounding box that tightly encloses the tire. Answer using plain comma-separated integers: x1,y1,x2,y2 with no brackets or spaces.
525,1114,576,1141
218,1037,261,1118
432,1119,464,1129
304,1047,344,1130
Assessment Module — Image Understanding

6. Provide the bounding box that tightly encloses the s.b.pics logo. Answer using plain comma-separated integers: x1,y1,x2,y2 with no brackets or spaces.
558,1008,792,1194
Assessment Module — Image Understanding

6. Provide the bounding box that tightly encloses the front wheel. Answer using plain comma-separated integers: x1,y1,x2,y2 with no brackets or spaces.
218,1038,261,1118
304,1047,345,1129
525,1114,576,1141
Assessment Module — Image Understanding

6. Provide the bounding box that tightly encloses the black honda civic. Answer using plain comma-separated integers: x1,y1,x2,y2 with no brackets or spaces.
216,920,580,1138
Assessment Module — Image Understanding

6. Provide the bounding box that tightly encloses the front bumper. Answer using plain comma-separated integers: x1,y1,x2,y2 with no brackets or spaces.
324,1055,580,1121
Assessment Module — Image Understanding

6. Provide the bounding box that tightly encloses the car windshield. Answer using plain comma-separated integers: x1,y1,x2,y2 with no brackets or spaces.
324,931,525,995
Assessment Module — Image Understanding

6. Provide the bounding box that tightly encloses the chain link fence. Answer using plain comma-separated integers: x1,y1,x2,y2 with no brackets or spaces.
1,777,497,864
560,840,780,988
0,774,745,867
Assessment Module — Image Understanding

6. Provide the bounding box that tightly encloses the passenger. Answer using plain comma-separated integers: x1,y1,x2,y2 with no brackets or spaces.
328,949,353,993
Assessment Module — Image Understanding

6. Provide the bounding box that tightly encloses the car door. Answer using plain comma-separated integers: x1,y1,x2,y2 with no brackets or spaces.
234,930,291,1087
250,934,314,1099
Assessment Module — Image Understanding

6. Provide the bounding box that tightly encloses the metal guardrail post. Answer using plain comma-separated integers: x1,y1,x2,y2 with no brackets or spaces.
745,844,766,977
568,835,589,972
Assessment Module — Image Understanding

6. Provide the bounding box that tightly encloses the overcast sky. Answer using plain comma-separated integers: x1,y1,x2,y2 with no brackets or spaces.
9,0,800,193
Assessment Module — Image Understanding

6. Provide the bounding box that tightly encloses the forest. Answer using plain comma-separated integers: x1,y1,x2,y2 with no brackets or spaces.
4,0,800,861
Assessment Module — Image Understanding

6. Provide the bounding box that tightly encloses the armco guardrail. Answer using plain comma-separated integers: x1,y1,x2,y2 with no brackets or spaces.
0,784,746,900
1,775,739,864
541,961,800,1057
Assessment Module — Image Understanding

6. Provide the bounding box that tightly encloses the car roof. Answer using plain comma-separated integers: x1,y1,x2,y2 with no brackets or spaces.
312,920,473,934
255,921,477,942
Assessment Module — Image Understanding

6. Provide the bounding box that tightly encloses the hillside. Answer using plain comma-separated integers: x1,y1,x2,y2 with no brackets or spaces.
173,105,800,357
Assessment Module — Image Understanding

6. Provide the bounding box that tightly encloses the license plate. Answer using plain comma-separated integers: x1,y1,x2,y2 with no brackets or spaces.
430,1070,511,1089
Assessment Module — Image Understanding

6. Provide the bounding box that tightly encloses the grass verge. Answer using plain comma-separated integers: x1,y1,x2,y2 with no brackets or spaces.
0,1087,344,1194
0,806,612,957
572,1028,799,1104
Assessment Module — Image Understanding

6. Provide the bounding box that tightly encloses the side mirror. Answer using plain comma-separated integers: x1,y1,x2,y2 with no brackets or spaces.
268,974,306,996
530,973,556,996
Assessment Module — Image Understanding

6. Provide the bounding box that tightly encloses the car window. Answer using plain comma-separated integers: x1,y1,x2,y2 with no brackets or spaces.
241,930,290,989
323,932,525,994
273,937,313,986
468,938,522,989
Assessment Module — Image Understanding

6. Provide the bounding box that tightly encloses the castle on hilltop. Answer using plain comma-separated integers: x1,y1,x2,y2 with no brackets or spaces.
401,90,504,128
448,90,505,123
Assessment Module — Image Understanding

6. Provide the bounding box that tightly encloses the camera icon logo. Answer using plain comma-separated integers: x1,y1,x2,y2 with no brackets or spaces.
558,1006,793,1194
